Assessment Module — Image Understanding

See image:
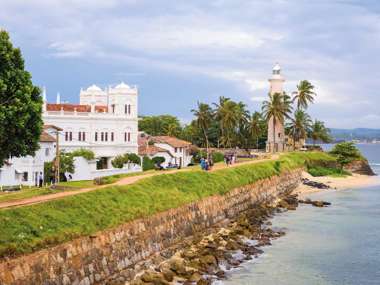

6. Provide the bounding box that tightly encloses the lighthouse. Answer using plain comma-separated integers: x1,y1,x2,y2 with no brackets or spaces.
266,63,286,153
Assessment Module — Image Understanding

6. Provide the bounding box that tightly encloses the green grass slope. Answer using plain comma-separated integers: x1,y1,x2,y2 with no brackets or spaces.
0,152,335,258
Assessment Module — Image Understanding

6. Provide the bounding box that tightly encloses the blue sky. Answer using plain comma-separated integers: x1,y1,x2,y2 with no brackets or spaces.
1,0,380,128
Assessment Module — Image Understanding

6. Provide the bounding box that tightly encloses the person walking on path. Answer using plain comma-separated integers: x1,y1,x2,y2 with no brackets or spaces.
38,172,43,188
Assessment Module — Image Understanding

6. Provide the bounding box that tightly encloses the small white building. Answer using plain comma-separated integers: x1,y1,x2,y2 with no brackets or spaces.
0,131,56,187
42,82,139,169
138,134,192,168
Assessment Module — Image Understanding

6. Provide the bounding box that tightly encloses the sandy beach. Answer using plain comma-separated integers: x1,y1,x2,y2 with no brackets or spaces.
295,172,380,198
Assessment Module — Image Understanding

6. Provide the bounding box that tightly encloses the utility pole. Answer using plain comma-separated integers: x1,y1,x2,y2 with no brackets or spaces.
55,129,60,183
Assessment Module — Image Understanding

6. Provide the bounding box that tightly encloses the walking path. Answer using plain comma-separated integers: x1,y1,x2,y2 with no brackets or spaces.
0,155,278,210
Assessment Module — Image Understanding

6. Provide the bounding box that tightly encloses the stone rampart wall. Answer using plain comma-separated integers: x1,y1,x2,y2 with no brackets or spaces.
0,169,302,285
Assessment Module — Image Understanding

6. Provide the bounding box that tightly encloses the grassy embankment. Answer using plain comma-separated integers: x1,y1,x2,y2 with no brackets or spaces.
0,171,161,204
0,152,335,258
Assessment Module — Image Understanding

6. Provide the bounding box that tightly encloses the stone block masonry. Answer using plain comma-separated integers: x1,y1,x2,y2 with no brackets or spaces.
0,169,302,285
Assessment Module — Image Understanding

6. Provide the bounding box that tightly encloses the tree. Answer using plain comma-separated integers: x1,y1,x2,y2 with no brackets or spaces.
0,30,43,165
262,92,292,152
57,151,74,181
111,153,141,168
293,80,316,109
330,142,362,166
191,102,213,158
309,120,332,145
248,112,264,149
138,115,182,136
71,148,95,160
288,110,312,149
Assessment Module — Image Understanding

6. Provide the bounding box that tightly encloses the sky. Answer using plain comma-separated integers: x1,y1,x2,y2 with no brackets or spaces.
1,0,380,128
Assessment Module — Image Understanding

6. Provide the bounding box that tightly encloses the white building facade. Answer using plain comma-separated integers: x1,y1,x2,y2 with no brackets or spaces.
0,132,56,187
43,83,138,169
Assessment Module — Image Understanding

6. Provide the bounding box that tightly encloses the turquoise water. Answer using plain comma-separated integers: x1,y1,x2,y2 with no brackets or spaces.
221,144,380,285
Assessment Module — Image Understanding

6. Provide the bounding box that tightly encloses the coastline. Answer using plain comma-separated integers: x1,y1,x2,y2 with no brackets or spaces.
295,171,380,198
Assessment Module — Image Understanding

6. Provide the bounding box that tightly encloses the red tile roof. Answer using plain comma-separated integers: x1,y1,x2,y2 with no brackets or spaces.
40,131,56,142
138,145,171,156
152,136,191,148
46,104,108,113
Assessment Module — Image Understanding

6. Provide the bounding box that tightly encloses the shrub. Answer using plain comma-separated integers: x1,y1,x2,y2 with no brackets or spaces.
127,153,141,165
152,156,165,165
71,148,95,160
143,156,155,171
329,142,363,166
212,152,224,163
308,166,351,177
111,155,126,169
112,153,141,168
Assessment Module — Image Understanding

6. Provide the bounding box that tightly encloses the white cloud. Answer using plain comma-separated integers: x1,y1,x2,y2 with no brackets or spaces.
1,0,380,128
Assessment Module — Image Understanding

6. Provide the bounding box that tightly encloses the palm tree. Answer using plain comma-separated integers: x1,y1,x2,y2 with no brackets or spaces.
234,101,250,147
164,123,180,137
309,120,332,145
213,96,231,147
262,92,292,153
218,100,239,148
293,80,316,109
249,111,263,149
191,102,213,158
288,110,312,149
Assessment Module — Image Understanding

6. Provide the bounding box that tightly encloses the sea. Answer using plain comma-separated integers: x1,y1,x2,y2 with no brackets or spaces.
219,144,380,285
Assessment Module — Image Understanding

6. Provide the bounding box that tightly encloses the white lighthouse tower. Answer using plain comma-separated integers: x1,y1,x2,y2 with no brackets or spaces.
266,63,286,153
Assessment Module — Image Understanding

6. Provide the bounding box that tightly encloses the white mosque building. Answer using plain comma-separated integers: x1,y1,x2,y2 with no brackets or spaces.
43,82,139,169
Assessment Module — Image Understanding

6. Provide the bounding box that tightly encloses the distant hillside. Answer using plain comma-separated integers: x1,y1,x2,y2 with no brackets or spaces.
329,128,380,141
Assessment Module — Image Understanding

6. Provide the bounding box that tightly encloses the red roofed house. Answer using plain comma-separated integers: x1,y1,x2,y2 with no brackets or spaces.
138,133,192,168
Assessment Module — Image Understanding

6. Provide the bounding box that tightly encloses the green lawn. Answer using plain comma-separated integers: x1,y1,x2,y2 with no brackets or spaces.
0,152,336,258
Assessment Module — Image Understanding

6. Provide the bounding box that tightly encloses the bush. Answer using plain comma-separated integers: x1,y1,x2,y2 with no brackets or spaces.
71,148,95,161
329,142,363,166
152,156,165,165
193,150,224,163
143,156,155,171
212,152,224,163
308,166,351,177
112,153,141,169
127,153,141,165
111,155,126,169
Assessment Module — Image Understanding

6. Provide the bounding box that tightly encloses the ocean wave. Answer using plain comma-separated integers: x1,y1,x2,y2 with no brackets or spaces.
370,163,380,166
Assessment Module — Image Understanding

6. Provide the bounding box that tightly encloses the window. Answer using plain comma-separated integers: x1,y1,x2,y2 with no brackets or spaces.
124,132,131,142
278,133,281,138
95,132,98,141
125,104,131,115
45,148,50,157
175,147,178,153
101,132,104,141
111,132,114,141
111,104,115,113
78,132,86,141
65,132,68,141
105,132,108,141
69,132,72,141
